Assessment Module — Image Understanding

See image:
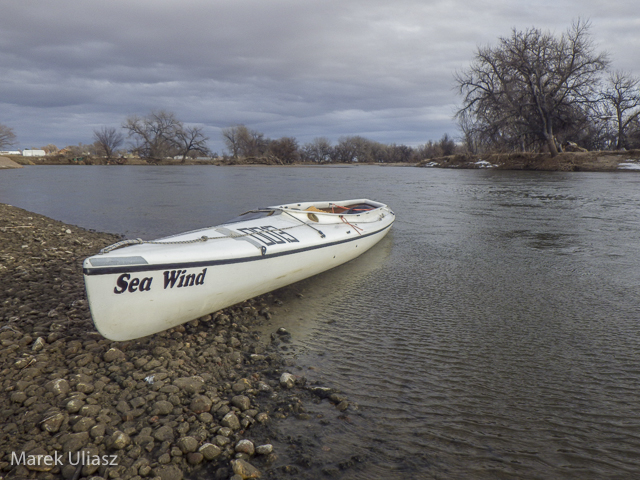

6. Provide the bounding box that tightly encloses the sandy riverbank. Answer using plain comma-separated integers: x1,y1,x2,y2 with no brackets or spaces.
0,157,23,169
0,204,354,480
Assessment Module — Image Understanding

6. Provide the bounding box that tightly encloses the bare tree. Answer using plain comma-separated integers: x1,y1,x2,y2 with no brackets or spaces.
173,125,209,162
267,137,299,164
221,125,269,158
41,144,58,154
600,71,640,149
93,126,124,160
301,137,333,162
332,136,379,162
221,125,242,158
123,110,181,160
455,20,608,156
0,124,17,150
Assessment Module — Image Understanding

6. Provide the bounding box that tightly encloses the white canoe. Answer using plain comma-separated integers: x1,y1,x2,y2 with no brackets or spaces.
83,199,395,341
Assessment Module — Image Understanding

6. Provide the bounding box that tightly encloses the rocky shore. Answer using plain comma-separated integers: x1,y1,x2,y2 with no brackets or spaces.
0,204,355,480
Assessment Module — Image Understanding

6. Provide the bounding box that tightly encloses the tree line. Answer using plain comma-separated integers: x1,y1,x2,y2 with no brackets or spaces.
455,19,640,156
220,124,457,164
1,113,457,164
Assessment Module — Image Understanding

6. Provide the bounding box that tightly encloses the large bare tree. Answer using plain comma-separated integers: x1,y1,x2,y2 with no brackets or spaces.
455,20,608,156
93,126,124,160
123,110,181,160
0,124,17,150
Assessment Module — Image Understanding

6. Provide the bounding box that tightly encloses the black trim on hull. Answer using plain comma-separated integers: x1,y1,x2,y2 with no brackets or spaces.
83,221,393,276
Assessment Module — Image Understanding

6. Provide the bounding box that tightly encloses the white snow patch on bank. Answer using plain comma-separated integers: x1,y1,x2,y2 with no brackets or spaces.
618,161,640,170
475,160,497,168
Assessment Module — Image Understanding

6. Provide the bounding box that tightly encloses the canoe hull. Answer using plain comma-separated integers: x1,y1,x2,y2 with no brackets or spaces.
83,199,394,341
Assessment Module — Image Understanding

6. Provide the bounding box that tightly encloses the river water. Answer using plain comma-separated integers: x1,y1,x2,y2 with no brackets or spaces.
2,165,640,479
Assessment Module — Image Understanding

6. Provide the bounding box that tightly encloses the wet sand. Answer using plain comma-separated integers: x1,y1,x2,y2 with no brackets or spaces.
0,203,353,480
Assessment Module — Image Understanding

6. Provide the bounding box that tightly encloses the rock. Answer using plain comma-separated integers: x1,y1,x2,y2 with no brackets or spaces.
231,395,251,411
103,347,125,362
152,400,174,415
328,393,346,404
153,464,184,480
66,397,85,413
187,452,203,465
255,444,273,455
232,378,252,393
176,436,199,453
32,337,46,352
231,459,261,479
199,412,214,424
256,381,271,392
90,424,106,439
76,381,94,394
279,373,295,389
173,376,205,394
109,430,131,450
10,391,27,403
309,386,334,399
221,412,241,430
41,412,65,433
199,443,222,460
72,417,96,432
63,432,90,454
45,378,71,395
153,425,175,442
235,439,255,455
255,412,269,423
190,395,212,413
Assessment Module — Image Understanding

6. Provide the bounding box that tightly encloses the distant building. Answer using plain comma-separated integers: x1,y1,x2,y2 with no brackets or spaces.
0,150,22,155
22,149,46,157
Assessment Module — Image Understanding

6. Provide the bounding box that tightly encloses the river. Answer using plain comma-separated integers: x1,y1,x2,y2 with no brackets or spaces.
1,165,640,479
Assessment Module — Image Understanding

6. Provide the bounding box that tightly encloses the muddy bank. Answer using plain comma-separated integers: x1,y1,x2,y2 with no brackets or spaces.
0,204,356,480
418,149,640,171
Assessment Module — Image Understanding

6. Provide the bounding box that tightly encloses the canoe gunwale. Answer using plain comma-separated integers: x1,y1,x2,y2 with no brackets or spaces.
83,221,393,276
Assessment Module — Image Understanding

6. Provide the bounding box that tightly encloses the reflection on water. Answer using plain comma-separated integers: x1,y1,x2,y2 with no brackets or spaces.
2,166,640,479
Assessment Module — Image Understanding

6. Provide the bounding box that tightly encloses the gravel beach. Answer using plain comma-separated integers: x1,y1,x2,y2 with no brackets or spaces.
0,203,354,480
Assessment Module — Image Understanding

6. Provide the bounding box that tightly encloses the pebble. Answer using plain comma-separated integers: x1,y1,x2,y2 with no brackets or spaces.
235,439,255,455
199,443,222,460
256,444,273,455
231,395,251,411
177,436,199,453
109,430,131,450
280,372,296,388
221,412,241,430
190,394,212,413
231,458,261,479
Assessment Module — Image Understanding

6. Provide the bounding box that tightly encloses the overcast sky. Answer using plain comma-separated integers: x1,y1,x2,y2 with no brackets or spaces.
1,0,638,154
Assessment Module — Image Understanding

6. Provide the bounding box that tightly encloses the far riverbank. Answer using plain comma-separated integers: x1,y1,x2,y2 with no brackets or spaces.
4,149,640,172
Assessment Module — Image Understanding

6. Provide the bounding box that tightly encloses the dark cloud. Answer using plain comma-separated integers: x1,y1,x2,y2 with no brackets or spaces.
0,0,637,152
